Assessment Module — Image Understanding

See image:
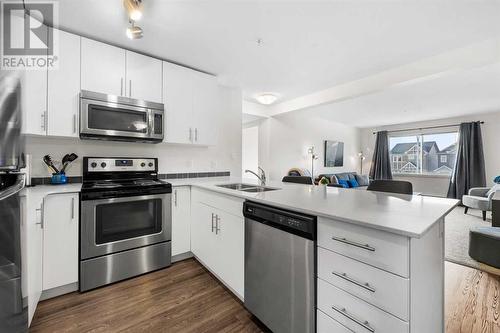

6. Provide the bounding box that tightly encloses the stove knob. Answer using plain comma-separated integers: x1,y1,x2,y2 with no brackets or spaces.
141,162,146,167
101,162,107,168
148,162,153,167
90,162,97,168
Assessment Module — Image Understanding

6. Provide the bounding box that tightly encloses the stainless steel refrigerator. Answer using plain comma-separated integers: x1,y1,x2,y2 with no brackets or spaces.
0,71,27,332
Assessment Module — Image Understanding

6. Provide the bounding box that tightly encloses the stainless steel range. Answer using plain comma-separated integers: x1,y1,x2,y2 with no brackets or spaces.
79,157,172,292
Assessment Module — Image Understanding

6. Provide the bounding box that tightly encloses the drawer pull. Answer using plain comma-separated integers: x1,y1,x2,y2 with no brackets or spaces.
332,271,376,293
331,305,375,332
331,236,376,252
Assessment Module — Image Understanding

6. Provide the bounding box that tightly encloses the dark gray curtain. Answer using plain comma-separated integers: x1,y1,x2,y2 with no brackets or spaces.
447,122,486,199
369,131,393,180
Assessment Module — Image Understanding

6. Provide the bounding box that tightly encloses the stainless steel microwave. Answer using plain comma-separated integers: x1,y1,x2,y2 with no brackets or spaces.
79,90,164,143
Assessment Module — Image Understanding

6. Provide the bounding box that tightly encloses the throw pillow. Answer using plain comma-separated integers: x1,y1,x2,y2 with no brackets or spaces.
348,178,359,188
330,175,339,184
355,174,370,186
337,179,350,188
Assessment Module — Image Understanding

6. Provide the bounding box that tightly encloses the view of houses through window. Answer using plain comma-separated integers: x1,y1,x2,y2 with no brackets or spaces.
389,132,458,175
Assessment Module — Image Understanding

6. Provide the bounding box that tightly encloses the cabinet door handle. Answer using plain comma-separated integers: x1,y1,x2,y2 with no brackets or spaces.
120,78,124,96
129,80,132,97
73,114,77,133
174,190,178,207
211,213,215,232
189,128,192,142
215,215,221,234
331,305,375,332
71,197,75,220
331,236,376,252
332,271,376,293
35,207,44,229
41,112,46,132
195,128,198,142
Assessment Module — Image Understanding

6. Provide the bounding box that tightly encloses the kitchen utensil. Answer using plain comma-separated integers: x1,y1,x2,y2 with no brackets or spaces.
43,155,59,174
60,153,78,173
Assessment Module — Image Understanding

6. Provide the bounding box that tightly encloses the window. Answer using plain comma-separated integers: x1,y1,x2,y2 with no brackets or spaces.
389,132,458,176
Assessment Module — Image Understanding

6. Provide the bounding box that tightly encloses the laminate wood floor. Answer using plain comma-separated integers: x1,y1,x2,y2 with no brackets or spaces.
30,259,499,333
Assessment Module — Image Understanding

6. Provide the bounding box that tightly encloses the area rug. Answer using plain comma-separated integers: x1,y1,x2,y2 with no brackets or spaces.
445,207,500,276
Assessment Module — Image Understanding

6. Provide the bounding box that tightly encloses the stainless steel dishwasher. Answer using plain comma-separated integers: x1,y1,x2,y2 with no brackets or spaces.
243,201,316,333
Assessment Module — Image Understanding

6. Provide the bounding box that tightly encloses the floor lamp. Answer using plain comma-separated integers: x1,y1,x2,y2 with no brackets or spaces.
358,152,366,174
308,146,318,178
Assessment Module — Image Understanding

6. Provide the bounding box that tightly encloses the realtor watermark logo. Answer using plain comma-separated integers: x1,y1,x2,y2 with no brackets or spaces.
1,0,59,70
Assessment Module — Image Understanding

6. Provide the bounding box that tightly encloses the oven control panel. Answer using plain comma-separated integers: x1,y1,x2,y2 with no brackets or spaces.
87,158,156,172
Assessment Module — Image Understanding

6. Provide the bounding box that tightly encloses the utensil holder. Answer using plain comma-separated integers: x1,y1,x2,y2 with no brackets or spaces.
51,173,67,185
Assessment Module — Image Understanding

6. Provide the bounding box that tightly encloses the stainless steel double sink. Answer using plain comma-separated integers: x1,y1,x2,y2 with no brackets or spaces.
216,183,279,193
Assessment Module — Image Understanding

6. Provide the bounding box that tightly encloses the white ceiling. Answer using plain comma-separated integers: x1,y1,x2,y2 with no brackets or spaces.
51,0,500,104
287,63,500,128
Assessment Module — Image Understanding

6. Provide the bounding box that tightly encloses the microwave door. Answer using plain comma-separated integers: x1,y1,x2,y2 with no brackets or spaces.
80,99,151,139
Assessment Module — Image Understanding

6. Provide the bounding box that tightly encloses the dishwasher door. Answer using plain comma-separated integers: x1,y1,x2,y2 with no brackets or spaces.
244,215,315,333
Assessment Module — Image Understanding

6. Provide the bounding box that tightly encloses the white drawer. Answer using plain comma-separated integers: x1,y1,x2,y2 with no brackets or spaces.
191,187,244,218
318,247,409,321
318,278,409,333
317,309,353,333
318,217,409,277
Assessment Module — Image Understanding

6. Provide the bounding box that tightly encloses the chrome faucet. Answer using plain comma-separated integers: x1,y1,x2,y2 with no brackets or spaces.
245,167,266,186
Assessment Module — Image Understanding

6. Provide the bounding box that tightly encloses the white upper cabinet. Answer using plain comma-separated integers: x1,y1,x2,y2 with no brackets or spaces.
125,51,162,102
192,72,219,146
47,29,80,137
162,61,194,144
20,17,47,136
81,38,126,96
162,62,219,145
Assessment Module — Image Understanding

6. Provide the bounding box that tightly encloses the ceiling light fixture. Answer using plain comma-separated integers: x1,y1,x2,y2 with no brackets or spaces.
256,93,278,105
123,0,143,21
126,21,143,39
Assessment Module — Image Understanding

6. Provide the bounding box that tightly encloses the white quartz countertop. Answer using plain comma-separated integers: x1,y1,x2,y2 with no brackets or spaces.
187,177,459,238
21,177,459,238
21,183,82,196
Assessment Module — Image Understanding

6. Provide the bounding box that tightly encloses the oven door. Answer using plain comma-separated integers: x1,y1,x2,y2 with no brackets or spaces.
80,193,171,260
80,98,152,140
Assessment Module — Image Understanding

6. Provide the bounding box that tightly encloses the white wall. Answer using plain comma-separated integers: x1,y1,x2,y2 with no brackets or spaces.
26,87,242,177
242,126,259,175
360,110,500,196
258,110,360,181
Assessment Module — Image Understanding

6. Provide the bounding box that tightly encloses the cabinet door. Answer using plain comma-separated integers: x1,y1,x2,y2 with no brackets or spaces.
162,62,193,144
22,196,43,326
171,187,191,256
81,38,125,96
190,201,217,270
47,29,80,137
19,17,47,136
213,209,244,298
125,51,162,102
192,71,218,145
42,193,79,290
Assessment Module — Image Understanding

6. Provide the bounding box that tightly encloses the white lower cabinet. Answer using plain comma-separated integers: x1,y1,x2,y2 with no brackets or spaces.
171,186,191,256
21,194,43,326
317,217,445,333
42,193,79,290
190,189,244,299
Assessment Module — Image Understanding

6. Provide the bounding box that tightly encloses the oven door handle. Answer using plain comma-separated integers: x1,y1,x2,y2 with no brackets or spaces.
83,193,170,205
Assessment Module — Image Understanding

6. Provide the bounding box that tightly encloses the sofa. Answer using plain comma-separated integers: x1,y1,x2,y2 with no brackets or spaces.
314,172,371,189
